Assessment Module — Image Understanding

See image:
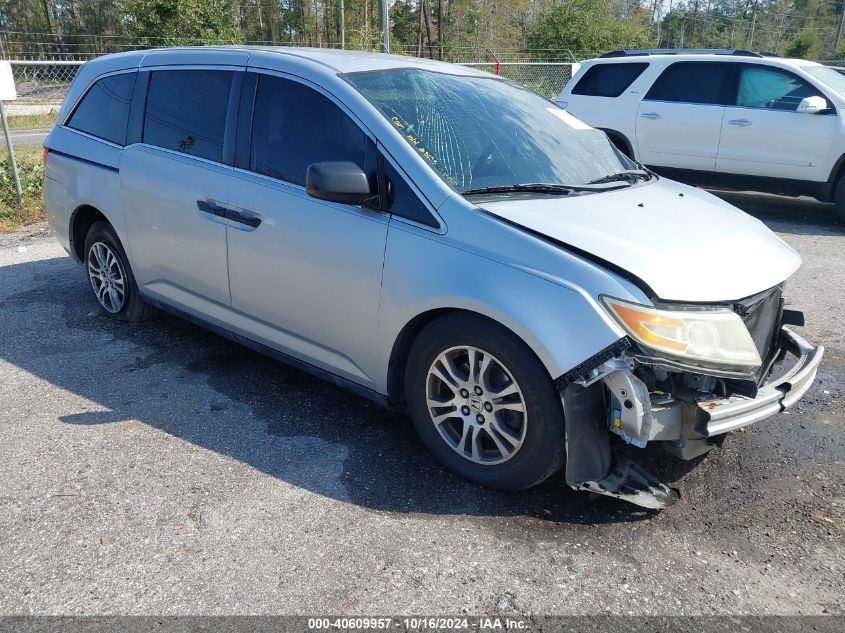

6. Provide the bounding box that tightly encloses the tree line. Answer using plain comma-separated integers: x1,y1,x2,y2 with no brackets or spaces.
0,0,843,61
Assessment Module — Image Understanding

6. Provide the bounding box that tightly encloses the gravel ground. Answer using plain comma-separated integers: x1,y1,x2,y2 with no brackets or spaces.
0,194,843,617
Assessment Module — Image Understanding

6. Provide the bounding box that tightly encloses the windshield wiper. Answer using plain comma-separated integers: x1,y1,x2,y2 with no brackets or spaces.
461,183,582,196
587,169,652,185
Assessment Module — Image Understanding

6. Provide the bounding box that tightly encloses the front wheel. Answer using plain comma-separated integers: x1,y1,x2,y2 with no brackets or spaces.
404,314,565,490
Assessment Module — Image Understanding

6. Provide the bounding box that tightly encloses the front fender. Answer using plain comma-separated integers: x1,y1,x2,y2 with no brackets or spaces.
374,221,627,393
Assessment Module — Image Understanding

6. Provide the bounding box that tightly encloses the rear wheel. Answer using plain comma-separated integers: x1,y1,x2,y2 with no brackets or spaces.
83,221,157,322
404,314,565,490
835,176,845,223
603,131,634,160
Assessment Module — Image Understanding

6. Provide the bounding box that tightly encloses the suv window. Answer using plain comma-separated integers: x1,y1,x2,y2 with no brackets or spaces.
645,62,734,105
143,70,234,163
67,72,136,145
571,63,648,97
737,65,823,111
250,75,366,186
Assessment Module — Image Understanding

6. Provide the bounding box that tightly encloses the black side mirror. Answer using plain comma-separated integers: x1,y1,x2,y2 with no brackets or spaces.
306,161,375,205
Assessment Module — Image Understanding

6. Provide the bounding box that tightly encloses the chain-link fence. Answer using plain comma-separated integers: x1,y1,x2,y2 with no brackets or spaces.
459,62,574,98
0,144,44,225
5,60,84,131
1,61,76,219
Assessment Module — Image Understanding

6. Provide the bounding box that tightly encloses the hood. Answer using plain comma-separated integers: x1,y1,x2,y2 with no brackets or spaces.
480,179,801,303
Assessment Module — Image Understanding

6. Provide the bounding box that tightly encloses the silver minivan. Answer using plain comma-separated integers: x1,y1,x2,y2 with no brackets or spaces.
44,47,823,509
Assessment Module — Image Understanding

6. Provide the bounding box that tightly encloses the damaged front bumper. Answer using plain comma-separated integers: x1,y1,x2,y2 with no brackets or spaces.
561,327,823,509
698,329,822,436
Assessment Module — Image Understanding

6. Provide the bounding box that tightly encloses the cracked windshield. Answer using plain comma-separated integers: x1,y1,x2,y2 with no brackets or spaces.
347,68,633,193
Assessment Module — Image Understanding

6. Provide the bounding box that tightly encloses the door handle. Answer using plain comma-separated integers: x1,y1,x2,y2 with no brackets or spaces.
197,200,262,229
728,118,752,127
640,112,661,120
197,199,228,220
229,209,262,229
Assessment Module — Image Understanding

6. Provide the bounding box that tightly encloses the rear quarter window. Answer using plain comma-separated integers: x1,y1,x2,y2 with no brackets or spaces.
66,72,136,145
571,63,649,97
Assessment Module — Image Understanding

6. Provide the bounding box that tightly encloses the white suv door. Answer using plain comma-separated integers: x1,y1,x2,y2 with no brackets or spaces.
635,61,734,172
716,63,836,181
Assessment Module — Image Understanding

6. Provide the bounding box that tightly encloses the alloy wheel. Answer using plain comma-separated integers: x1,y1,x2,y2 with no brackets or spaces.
425,345,528,465
87,241,126,314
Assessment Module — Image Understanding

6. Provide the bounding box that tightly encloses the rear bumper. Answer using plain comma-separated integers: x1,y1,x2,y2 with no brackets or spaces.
697,328,824,436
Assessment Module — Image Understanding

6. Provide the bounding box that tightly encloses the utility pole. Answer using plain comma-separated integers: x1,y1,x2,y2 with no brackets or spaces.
438,0,443,60
339,0,345,49
40,0,55,54
655,7,661,47
417,2,423,57
835,1,845,53
749,12,756,49
377,0,389,53
748,0,759,50
314,0,321,47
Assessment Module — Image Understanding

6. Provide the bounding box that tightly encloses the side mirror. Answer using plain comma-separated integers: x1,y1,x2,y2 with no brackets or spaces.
797,95,831,114
306,161,375,205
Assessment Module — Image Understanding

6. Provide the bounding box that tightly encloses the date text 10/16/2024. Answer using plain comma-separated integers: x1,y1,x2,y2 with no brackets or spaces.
307,617,530,630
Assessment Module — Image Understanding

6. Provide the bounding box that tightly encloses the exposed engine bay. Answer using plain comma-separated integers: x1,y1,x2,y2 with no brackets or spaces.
560,326,823,510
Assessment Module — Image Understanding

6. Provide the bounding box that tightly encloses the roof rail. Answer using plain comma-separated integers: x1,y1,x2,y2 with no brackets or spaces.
600,49,775,59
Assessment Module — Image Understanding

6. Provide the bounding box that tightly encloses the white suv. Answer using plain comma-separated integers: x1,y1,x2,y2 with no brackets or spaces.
557,49,845,221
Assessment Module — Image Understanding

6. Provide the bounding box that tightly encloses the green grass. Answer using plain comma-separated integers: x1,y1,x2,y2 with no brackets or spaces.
5,112,57,130
1,145,45,231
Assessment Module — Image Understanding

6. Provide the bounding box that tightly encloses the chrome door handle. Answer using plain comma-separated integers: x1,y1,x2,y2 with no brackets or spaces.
640,112,661,120
728,118,752,127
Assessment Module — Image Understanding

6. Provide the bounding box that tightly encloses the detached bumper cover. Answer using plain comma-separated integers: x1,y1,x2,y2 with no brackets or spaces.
697,328,824,436
561,327,821,510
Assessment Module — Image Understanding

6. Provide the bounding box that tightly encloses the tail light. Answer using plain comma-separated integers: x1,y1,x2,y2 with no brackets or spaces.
42,146,49,166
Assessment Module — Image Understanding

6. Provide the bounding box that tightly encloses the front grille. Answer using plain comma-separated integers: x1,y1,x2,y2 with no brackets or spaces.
736,284,783,373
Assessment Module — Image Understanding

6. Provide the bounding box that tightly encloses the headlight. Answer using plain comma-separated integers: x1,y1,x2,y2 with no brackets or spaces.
601,297,762,370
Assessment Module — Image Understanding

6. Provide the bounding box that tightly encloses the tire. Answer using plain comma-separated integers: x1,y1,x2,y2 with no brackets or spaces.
404,314,565,491
603,130,634,160
835,176,845,224
83,221,157,322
